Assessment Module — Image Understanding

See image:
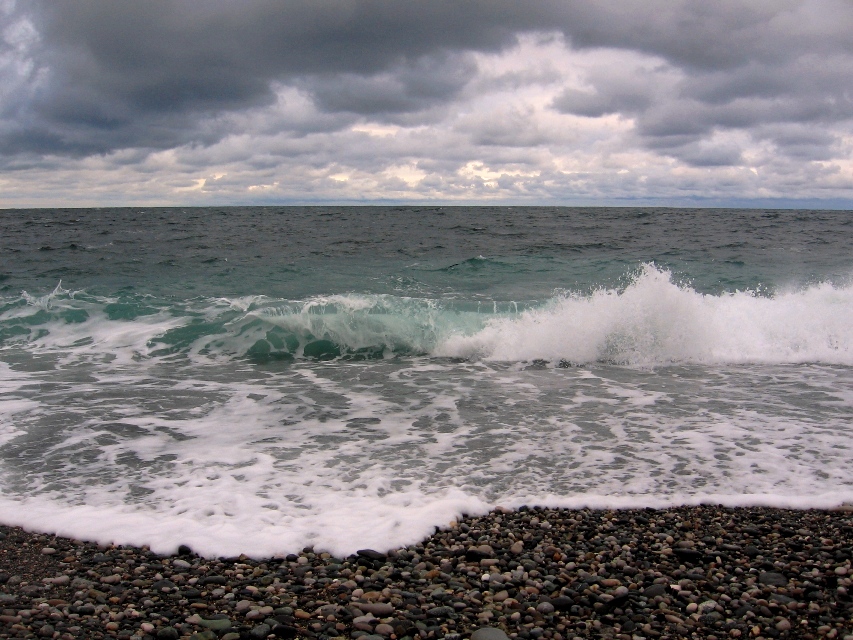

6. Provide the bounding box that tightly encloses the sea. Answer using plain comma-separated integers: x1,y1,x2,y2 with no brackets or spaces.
0,206,851,558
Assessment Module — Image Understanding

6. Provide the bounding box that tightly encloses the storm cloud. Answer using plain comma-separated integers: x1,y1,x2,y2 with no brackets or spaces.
1,0,852,205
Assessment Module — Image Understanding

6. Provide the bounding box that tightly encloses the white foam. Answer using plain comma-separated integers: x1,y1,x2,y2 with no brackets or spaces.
1,354,851,557
436,264,853,365
2,271,853,557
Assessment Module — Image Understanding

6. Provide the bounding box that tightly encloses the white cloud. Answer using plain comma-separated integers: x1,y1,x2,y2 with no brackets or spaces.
1,3,852,207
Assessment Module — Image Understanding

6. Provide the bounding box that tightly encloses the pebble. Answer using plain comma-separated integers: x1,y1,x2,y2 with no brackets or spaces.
1,505,852,639
471,628,511,640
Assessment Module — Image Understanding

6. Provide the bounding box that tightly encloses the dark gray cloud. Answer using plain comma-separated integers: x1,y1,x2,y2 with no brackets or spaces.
1,0,852,184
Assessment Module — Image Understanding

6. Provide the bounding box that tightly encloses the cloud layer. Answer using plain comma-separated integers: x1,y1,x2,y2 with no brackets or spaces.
1,0,852,206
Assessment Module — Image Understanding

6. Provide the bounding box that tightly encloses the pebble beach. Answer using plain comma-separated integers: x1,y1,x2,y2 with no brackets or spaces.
1,506,851,640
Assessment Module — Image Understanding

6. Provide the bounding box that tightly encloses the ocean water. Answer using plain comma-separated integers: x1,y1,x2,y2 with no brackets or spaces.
0,206,851,557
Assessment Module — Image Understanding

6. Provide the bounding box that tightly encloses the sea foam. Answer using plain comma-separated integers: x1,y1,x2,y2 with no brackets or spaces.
436,264,853,365
1,265,852,557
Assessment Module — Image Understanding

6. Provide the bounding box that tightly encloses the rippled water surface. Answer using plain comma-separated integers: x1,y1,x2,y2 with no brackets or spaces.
0,207,851,556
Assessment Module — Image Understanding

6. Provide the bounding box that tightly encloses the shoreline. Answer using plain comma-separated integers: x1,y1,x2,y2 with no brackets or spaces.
1,505,851,640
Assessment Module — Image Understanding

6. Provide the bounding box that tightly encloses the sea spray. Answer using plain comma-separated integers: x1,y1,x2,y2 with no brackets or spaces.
1,207,851,556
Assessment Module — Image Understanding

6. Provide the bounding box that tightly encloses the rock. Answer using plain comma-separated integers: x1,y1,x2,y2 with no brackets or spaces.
270,624,298,639
536,602,555,614
471,628,511,640
776,619,792,631
172,558,192,569
41,547,56,555
549,596,573,610
510,541,524,554
152,579,177,591
359,602,394,616
374,623,395,636
250,623,271,638
190,632,216,640
698,600,717,612
39,624,55,637
759,571,788,586
156,628,180,640
70,577,94,589
426,605,454,617
643,584,667,597
673,549,704,563
198,616,232,630
357,549,387,562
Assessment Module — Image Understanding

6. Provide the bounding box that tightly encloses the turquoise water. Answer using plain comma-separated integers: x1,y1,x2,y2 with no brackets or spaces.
0,207,851,556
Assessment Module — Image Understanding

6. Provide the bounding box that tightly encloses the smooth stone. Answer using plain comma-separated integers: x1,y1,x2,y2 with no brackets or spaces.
152,579,177,591
249,623,271,638
471,628,511,640
698,600,717,612
199,617,232,630
643,584,667,597
359,602,394,616
156,628,180,640
536,602,555,614
759,571,788,586
41,547,56,555
673,549,705,563
190,632,216,640
271,624,299,639
374,623,395,636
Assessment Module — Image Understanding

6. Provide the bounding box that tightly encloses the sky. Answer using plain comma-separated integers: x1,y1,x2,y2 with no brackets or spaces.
1,0,852,208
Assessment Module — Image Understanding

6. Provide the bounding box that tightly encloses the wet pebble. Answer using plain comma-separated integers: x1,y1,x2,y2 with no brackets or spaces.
1,505,852,639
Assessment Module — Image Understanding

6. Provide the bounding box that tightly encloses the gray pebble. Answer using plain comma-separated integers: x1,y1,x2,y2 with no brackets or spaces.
471,628,511,640
758,571,787,586
249,623,270,638
536,601,555,614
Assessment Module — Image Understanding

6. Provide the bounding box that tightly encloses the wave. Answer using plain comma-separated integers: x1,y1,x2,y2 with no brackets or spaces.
2,264,852,366
437,264,853,365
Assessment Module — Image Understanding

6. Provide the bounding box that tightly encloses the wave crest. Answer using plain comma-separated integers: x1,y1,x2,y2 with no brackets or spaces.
4,265,852,365
436,264,853,365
